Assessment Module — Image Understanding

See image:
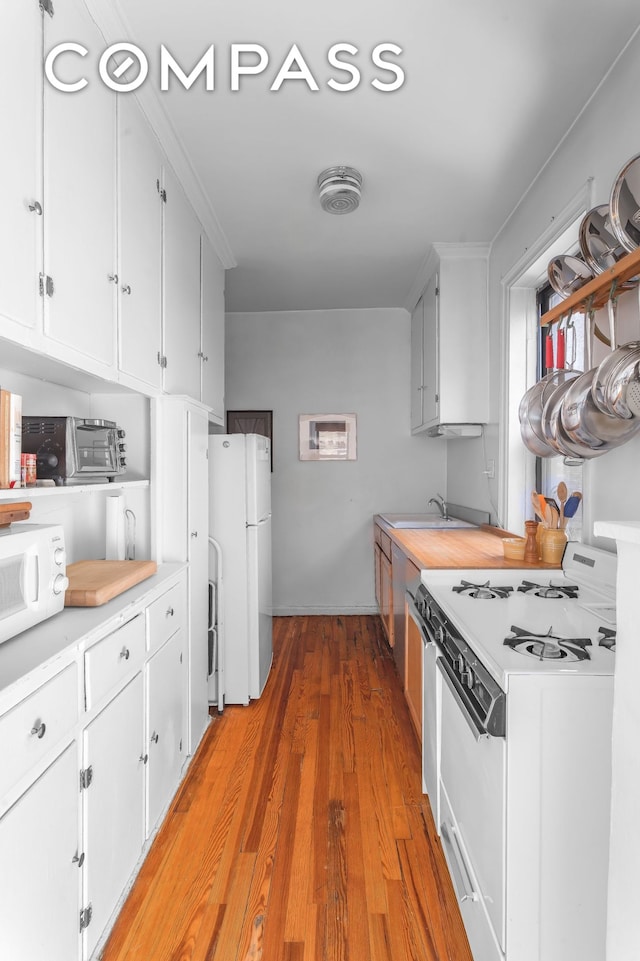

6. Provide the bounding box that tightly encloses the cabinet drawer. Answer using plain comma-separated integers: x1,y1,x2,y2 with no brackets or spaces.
84,614,146,709
147,579,185,652
0,663,78,798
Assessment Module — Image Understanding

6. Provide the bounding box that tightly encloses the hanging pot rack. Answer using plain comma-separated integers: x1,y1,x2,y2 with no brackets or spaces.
540,245,640,328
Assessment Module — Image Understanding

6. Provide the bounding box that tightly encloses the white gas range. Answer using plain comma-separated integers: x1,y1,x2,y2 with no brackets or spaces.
408,543,616,961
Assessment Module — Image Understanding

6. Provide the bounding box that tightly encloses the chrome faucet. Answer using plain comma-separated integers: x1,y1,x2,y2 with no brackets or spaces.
428,493,449,521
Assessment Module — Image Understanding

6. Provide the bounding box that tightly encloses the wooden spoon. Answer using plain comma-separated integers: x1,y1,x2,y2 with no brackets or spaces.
557,481,568,527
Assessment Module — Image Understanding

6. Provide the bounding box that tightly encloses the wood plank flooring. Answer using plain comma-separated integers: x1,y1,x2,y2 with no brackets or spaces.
100,616,473,961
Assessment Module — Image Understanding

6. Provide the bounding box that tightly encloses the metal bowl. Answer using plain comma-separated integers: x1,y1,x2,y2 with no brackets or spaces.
610,153,640,253
547,254,593,299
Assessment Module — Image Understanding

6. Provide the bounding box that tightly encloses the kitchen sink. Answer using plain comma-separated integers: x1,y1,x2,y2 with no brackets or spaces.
378,513,476,529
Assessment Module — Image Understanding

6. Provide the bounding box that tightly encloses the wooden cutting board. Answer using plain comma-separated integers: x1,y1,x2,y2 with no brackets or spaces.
65,559,158,607
0,501,32,526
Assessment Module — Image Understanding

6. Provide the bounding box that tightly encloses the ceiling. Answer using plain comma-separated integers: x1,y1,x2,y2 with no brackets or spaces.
101,0,640,312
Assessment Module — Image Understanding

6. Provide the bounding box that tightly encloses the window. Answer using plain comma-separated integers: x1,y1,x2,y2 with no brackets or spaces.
535,282,584,541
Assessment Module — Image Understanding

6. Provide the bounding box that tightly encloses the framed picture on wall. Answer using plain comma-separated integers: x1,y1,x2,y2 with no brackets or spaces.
226,410,273,470
299,413,357,461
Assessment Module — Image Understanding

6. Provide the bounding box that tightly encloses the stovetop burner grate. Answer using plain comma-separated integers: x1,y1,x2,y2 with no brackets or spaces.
504,625,592,661
517,580,579,600
598,626,616,652
453,580,514,600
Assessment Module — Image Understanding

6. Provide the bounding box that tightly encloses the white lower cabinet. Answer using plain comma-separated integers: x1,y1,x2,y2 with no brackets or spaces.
0,743,80,961
82,674,146,959
146,629,184,833
0,569,191,961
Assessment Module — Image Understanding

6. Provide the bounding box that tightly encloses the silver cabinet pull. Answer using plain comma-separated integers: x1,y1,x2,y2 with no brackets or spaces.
72,852,85,868
121,284,132,295
108,273,119,284
191,531,198,538
166,607,174,617
30,720,46,739
119,647,130,660
150,731,159,744
28,200,43,215
139,753,148,764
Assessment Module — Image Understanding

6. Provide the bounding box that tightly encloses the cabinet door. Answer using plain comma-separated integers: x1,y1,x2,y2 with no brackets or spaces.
0,743,79,961
187,406,209,752
201,235,225,419
43,0,117,368
118,96,163,389
410,295,424,431
82,674,145,959
0,0,42,333
421,272,439,425
162,166,202,397
380,550,393,646
146,629,184,832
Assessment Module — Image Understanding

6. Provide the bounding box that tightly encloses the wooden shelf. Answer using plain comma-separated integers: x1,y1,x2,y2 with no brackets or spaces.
540,245,640,327
0,478,149,502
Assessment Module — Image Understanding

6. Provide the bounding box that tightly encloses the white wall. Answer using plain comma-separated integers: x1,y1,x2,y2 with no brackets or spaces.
447,32,640,960
225,307,447,613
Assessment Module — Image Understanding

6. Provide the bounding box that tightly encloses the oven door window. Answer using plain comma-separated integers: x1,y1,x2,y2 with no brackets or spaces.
0,555,28,617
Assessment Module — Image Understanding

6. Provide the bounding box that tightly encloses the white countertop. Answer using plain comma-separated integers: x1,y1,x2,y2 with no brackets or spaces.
0,563,186,706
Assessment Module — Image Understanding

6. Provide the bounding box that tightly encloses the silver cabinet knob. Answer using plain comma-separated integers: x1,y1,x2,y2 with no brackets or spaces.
166,607,174,617
191,530,198,538
121,284,132,295
139,753,148,764
72,852,85,868
119,647,130,660
108,273,119,284
28,200,43,215
150,731,159,744
30,720,46,739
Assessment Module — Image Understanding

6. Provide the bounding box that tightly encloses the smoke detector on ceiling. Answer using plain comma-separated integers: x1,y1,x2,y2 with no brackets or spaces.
317,166,363,215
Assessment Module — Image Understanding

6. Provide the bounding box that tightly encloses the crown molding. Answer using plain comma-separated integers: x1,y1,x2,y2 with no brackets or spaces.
84,0,236,270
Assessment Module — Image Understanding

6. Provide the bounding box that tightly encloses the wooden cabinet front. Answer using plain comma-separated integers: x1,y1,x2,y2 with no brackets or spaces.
374,525,393,646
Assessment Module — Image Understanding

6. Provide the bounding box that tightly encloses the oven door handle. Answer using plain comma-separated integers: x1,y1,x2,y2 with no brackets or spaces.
405,593,435,647
437,658,488,741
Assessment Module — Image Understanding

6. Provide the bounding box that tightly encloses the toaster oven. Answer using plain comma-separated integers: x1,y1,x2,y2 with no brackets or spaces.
21,417,126,485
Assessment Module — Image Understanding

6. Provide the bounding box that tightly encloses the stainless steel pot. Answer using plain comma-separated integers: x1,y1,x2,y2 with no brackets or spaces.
519,371,574,457
591,341,640,418
561,367,640,449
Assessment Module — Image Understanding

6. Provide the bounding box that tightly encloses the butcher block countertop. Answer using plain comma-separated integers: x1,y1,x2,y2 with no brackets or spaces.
374,516,560,570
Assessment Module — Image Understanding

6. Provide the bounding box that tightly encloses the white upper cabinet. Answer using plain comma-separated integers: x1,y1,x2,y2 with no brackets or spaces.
411,244,489,435
43,0,117,370
117,96,164,390
162,166,202,396
201,235,225,421
0,0,43,337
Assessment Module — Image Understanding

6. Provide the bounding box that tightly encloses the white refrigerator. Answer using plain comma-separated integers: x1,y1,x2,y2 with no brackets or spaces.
208,433,273,707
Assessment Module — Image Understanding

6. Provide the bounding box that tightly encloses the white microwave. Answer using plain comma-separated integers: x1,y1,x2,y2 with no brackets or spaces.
0,524,68,644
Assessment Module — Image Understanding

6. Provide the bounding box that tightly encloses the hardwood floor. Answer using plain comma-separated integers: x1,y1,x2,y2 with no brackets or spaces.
100,616,473,961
